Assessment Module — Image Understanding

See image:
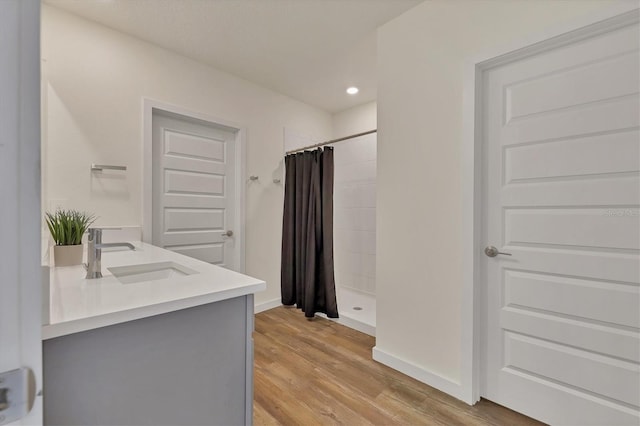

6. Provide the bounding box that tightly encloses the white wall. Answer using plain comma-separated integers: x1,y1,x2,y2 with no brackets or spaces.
332,100,377,139
41,5,332,305
376,0,635,395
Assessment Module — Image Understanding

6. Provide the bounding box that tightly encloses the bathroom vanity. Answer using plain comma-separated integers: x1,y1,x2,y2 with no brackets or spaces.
42,243,265,426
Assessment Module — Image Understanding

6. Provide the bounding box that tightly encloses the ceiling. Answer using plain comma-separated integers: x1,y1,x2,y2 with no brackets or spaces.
44,0,423,113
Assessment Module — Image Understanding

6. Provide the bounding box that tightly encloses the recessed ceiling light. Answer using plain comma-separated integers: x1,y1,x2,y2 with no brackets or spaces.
346,87,359,95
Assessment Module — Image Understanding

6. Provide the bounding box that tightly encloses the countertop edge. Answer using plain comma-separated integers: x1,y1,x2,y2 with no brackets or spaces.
42,281,265,340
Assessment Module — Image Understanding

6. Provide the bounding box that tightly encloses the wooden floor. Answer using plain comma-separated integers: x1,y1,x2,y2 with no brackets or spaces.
253,307,544,426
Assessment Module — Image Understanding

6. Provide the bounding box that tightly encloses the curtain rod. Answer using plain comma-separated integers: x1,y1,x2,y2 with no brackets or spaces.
285,129,377,155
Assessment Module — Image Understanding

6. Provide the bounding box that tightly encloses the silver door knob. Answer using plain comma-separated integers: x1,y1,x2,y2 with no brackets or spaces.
484,246,512,257
223,230,233,237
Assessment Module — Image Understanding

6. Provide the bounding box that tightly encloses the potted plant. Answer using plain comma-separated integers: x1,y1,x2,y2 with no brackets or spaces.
45,209,96,266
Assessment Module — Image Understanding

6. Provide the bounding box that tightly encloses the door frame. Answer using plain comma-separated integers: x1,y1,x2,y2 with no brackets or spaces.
459,4,640,405
142,99,246,272
0,0,43,423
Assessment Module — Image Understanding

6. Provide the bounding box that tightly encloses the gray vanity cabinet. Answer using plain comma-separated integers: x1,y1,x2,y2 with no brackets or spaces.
43,295,254,426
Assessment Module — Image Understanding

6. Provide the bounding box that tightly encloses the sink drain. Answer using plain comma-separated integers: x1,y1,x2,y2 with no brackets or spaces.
353,306,363,311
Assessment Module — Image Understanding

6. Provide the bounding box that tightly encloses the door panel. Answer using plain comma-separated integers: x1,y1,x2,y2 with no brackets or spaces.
482,17,640,425
504,96,639,145
501,308,640,363
164,130,226,161
162,231,224,247
502,176,640,206
165,169,225,195
164,208,225,232
152,112,237,269
504,131,640,182
504,332,639,406
504,270,639,328
504,207,639,249
163,155,226,175
506,50,638,121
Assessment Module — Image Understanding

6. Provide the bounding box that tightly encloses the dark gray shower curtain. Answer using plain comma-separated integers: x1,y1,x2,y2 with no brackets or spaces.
281,147,338,318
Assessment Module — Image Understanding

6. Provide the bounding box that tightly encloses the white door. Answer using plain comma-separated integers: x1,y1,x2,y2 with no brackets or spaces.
152,111,238,270
481,17,640,426
0,0,42,424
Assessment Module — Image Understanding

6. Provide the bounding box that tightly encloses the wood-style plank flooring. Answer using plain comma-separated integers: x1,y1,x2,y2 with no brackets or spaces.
254,307,544,426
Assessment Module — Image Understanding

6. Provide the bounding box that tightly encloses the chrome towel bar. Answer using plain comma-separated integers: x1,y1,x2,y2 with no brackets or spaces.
91,163,127,172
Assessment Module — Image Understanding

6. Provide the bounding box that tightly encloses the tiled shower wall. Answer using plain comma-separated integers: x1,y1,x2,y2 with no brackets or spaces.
331,132,377,295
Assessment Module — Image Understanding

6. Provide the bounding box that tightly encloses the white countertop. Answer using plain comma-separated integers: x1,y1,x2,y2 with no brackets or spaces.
42,242,265,340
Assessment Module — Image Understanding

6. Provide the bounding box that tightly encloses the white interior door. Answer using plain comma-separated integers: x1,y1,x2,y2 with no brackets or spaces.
481,17,640,426
0,0,42,424
152,111,238,270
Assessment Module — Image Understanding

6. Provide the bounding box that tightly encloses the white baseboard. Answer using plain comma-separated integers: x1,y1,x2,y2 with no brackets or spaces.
372,346,468,404
254,298,282,314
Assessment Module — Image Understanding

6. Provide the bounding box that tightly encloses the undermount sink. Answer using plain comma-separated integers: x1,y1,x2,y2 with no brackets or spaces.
107,261,198,284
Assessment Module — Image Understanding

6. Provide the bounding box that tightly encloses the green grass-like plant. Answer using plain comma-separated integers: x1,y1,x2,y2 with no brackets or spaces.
45,209,96,246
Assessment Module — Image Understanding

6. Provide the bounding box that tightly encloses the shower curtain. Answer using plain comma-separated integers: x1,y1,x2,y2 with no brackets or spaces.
281,147,339,318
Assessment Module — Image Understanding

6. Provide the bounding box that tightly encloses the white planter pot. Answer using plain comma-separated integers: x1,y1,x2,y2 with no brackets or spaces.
54,244,83,267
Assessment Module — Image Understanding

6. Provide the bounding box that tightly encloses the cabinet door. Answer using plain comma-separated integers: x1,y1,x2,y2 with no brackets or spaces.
44,296,250,425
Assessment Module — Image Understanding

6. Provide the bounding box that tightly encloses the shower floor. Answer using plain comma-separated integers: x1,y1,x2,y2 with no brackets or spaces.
320,287,375,336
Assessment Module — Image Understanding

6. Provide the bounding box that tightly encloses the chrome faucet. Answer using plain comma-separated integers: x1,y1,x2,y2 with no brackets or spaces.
85,228,135,279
